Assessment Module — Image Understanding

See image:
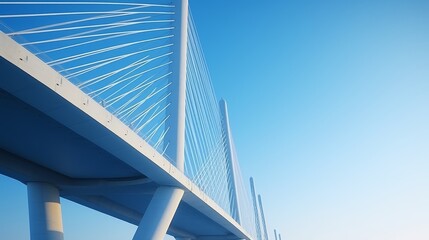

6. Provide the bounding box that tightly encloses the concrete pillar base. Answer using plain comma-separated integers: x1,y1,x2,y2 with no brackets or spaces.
133,187,184,240
27,182,64,240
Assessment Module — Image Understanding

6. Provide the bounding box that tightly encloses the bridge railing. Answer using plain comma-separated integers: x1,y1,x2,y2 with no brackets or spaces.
0,2,258,238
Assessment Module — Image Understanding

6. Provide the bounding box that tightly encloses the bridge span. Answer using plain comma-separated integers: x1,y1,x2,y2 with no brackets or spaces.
0,1,271,239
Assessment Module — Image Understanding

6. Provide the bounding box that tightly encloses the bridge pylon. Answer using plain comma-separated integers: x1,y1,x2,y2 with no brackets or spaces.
133,0,188,239
250,177,263,240
220,99,242,223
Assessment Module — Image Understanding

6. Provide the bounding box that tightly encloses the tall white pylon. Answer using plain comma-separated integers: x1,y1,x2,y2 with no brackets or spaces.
165,0,189,171
134,1,188,239
220,99,241,223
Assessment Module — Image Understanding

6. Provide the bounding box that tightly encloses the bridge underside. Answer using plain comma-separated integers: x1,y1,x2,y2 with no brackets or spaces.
0,56,239,239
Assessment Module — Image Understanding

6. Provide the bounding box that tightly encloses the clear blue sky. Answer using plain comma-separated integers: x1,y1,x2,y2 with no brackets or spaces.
1,0,429,239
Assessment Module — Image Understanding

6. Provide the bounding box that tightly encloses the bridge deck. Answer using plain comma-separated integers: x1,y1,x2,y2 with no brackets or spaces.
0,32,251,239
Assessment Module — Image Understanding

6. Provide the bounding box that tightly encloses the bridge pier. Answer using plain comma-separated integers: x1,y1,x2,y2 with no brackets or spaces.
27,182,64,240
133,187,184,240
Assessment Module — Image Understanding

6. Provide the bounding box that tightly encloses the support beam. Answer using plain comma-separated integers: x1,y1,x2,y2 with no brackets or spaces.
274,229,277,240
27,182,64,240
133,187,184,240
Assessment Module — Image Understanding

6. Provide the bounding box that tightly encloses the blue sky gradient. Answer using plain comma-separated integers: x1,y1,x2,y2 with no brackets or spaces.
191,0,429,239
1,0,429,239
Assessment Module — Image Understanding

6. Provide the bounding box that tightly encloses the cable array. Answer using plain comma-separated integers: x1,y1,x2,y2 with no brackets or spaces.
0,1,175,155
185,12,234,216
231,139,258,239
185,14,257,239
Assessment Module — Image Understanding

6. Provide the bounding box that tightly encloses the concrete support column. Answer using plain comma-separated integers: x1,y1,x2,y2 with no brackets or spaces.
27,182,64,240
133,187,184,240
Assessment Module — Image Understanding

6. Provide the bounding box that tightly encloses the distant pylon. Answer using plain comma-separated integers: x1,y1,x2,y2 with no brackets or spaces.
258,194,269,240
250,177,262,240
220,99,241,223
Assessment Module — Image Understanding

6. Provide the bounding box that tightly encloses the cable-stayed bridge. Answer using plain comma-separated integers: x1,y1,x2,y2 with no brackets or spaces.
0,1,273,239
